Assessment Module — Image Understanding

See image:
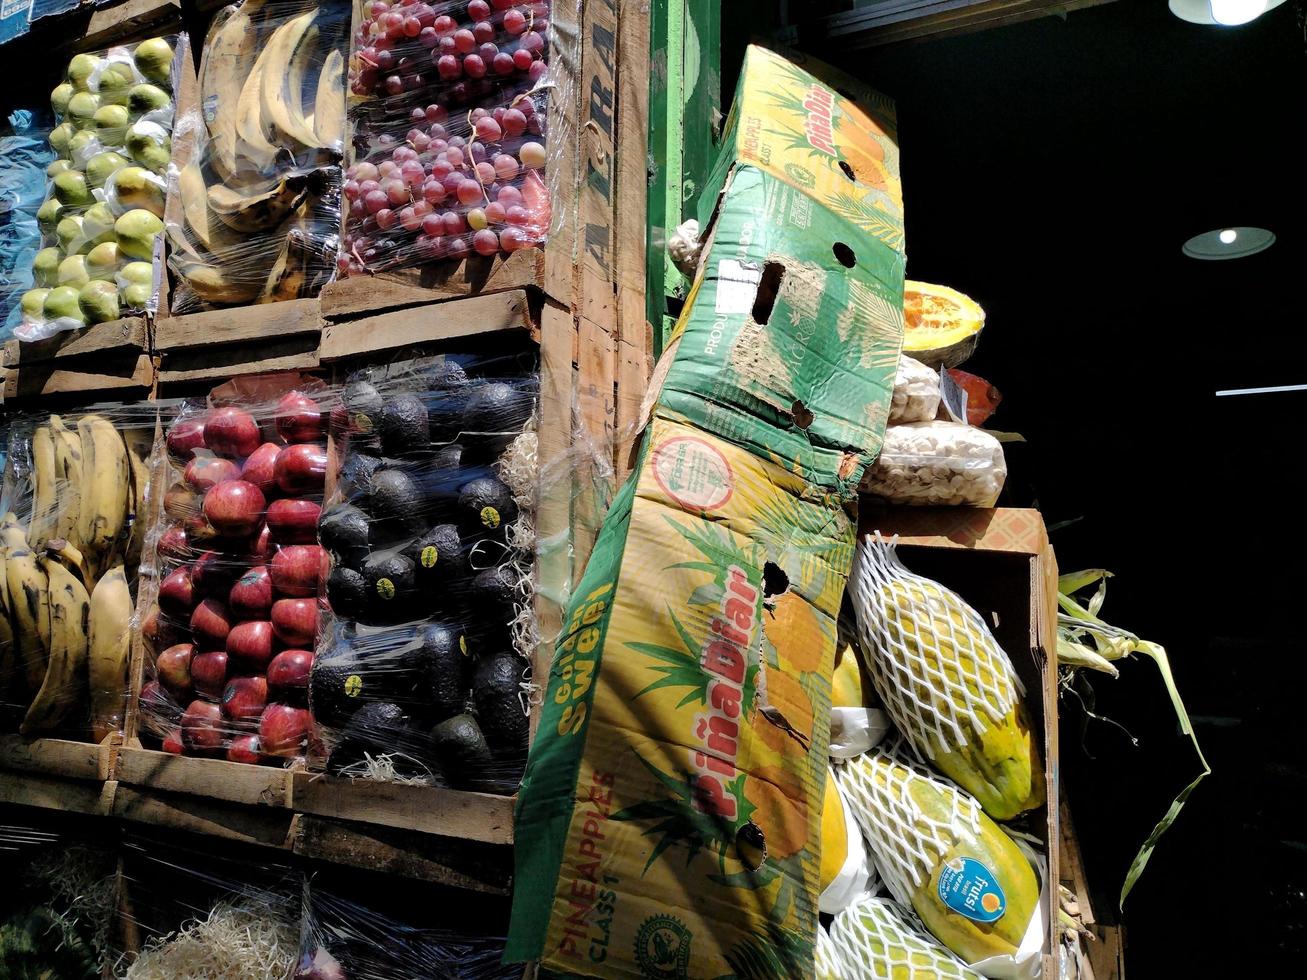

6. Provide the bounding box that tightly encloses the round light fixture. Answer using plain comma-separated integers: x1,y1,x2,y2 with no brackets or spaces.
1183,227,1275,260
1169,0,1287,26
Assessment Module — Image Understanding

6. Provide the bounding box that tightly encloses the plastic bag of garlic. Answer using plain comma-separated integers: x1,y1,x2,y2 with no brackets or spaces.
862,420,1006,507
890,355,941,423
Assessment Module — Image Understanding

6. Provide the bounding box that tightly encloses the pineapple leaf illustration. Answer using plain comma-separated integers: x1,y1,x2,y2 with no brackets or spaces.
628,608,711,707
724,924,814,980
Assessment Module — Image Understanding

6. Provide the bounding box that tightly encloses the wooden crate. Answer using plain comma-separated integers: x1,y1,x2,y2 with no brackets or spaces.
0,732,120,781
1,317,153,404
72,0,184,53
153,299,324,387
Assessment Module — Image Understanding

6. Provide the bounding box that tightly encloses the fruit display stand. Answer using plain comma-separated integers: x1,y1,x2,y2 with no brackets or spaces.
1,317,155,403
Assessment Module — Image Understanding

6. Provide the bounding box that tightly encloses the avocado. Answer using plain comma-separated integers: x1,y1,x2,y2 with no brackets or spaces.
422,358,470,391
369,468,429,540
327,566,368,619
430,713,493,789
327,700,430,777
401,523,468,590
339,453,383,507
378,393,430,457
319,505,371,570
463,381,534,461
309,649,370,727
473,649,523,701
364,553,417,622
467,565,520,645
432,442,465,471
342,379,384,454
471,652,529,778
456,476,518,541
429,388,471,443
404,621,472,720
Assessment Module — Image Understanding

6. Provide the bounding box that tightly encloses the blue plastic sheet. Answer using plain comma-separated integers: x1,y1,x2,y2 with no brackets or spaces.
1,110,55,340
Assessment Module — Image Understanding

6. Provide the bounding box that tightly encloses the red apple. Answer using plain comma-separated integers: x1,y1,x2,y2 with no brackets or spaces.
267,649,313,699
275,443,328,495
221,675,268,722
229,566,273,619
203,480,266,537
276,391,325,443
185,455,241,492
155,642,195,698
266,497,322,544
162,728,185,754
226,620,275,670
164,482,201,522
241,442,282,495
191,650,229,699
180,699,225,751
142,606,167,653
157,524,190,561
190,599,232,650
271,598,318,647
167,417,208,461
259,703,312,758
205,406,262,458
191,550,245,599
271,545,327,598
158,565,195,617
227,733,261,764
249,525,273,565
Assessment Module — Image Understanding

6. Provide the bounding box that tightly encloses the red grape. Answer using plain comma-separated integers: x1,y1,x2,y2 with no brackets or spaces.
436,54,461,79
416,4,436,28
364,190,388,214
359,178,381,195
504,9,527,34
493,153,519,180
384,74,404,95
485,201,506,223
457,179,483,205
438,36,456,55
393,145,418,162
492,0,514,10
431,160,454,180
478,42,498,60
447,237,470,259
343,180,360,201
473,229,500,255
502,108,527,137
433,14,456,35
383,178,409,205
399,206,422,231
497,184,523,206
469,0,490,17
474,117,503,141
454,29,476,53
401,160,425,186
464,54,486,78
442,211,465,235
445,146,464,168
528,59,547,82
500,226,527,251
422,179,447,203
419,26,439,48
473,21,494,44
422,212,444,235
513,48,533,71
521,30,544,54
475,161,496,184
409,107,426,124
404,16,422,36
367,1,389,17
505,204,528,225
410,131,431,152
426,106,446,124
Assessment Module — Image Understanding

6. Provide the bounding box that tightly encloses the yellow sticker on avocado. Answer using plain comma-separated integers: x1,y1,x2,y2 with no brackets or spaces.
421,545,439,568
352,412,373,432
344,674,362,697
376,577,395,600
459,635,468,656
481,506,501,529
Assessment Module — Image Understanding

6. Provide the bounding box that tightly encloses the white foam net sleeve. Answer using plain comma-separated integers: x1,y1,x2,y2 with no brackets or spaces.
830,894,985,980
817,925,848,979
862,421,1006,507
848,534,1020,764
836,738,981,910
890,356,942,424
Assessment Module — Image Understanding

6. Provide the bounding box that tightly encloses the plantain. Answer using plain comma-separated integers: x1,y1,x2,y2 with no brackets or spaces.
207,171,315,232
0,518,15,704
28,425,58,554
4,519,50,695
21,545,92,734
75,416,131,586
48,415,84,552
311,48,346,148
266,11,322,150
175,260,267,304
87,562,132,743
258,219,321,303
199,0,272,182
122,427,153,582
235,15,297,174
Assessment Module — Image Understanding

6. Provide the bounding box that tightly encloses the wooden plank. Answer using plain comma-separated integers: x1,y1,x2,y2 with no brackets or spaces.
577,0,620,331
0,733,118,781
156,338,319,386
76,0,183,53
2,317,148,368
339,250,548,310
155,298,323,352
540,0,584,307
0,771,117,816
291,771,515,846
573,314,613,574
2,353,155,402
318,290,533,363
116,746,296,807
294,817,513,894
112,784,297,848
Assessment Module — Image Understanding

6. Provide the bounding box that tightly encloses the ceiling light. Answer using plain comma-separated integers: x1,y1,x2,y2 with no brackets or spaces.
1182,226,1275,261
1169,0,1287,26
1215,384,1307,397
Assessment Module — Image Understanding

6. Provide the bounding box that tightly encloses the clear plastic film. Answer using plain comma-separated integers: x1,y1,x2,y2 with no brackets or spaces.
0,402,159,743
313,345,538,793
1,110,57,341
136,375,331,766
339,0,576,274
15,35,182,341
889,355,942,425
166,0,349,313
862,421,1007,508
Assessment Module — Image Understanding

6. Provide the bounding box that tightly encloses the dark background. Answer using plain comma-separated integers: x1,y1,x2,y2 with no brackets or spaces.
755,0,1305,973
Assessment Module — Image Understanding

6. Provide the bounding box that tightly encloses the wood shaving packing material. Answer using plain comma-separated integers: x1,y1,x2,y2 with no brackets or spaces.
123,897,297,980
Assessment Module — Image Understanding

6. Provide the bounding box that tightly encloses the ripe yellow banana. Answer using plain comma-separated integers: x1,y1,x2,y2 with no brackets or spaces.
208,172,315,232
266,11,322,150
235,17,291,174
21,548,92,734
75,416,131,585
88,562,132,743
312,48,346,149
0,517,15,703
49,415,84,551
4,521,50,694
199,0,271,182
177,260,267,304
28,425,58,554
123,426,153,581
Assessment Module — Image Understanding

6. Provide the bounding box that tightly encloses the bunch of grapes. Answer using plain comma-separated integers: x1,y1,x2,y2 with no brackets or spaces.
342,1,555,274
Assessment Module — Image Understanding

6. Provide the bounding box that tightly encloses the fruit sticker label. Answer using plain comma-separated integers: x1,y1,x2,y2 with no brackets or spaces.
375,578,395,600
420,545,439,568
480,506,501,529
343,675,362,698
938,857,1007,924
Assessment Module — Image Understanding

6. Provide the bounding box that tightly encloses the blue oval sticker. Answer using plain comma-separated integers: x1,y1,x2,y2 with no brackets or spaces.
937,856,1007,923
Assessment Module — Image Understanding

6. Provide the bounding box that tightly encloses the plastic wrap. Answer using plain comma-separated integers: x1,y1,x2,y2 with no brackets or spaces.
14,36,182,341
890,355,942,424
0,403,157,742
312,346,538,793
863,421,1007,507
339,0,576,274
1,110,56,341
166,0,348,313
136,376,330,766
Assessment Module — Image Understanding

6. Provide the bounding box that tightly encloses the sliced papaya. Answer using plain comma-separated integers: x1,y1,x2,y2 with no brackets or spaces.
903,280,986,368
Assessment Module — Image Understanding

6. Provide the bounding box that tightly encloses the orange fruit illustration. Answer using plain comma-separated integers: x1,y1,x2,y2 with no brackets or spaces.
742,765,810,862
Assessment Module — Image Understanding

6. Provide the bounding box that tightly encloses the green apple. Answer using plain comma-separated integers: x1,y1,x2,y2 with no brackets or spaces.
66,54,102,92
127,84,171,116
58,254,90,288
69,130,100,158
125,122,171,173
82,202,118,247
93,104,130,146
33,248,63,287
66,91,101,126
21,289,50,320
53,170,94,207
133,38,174,86
49,122,76,155
56,215,85,252
37,198,65,233
115,209,163,260
112,166,165,217
85,242,121,280
97,62,136,106
51,83,74,116
79,280,120,324
120,261,154,288
121,282,152,308
44,285,86,324
86,151,130,188
46,159,73,179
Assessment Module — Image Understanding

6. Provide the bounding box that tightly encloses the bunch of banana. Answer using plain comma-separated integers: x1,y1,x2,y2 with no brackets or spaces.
171,0,348,309
1,414,146,739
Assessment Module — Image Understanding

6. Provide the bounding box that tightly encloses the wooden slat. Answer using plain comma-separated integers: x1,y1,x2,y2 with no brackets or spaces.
155,298,323,353
334,251,549,310
156,338,319,386
112,784,297,848
290,772,515,846
115,747,296,807
0,771,117,816
76,0,183,53
573,314,614,575
577,0,620,332
318,290,533,362
2,353,155,402
0,733,118,781
3,317,149,369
